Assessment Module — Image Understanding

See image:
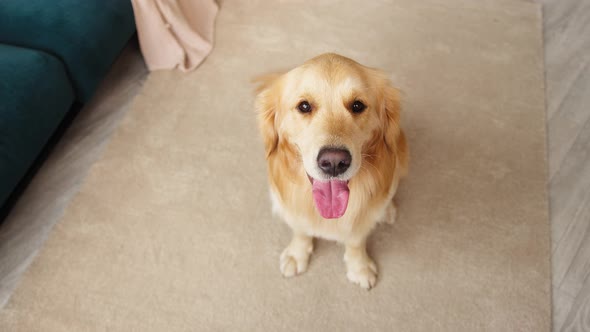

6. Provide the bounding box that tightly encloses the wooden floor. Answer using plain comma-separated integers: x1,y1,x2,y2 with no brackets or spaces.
0,1,589,331
541,0,590,330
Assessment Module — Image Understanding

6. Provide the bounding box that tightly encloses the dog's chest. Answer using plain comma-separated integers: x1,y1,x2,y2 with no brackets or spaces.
268,187,387,241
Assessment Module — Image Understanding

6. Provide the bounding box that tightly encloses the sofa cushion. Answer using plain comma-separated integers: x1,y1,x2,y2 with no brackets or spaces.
0,0,135,102
0,44,75,205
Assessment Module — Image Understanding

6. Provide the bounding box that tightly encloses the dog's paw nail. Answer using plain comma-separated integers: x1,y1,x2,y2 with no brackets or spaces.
280,256,298,277
280,248,309,278
347,263,378,289
347,269,377,289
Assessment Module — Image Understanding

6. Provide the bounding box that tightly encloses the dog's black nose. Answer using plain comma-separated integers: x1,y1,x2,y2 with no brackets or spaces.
317,147,352,177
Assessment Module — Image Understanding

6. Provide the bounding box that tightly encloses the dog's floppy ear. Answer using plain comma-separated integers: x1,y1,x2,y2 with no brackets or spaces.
381,82,402,152
380,78,409,176
254,73,283,158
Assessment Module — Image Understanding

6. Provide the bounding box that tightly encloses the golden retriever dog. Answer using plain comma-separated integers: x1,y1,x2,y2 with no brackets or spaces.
255,53,408,289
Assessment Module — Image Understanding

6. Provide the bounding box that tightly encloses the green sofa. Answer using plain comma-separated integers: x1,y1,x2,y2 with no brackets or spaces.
0,1,136,214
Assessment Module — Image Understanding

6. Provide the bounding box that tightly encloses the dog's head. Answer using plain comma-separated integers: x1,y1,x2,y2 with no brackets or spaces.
255,53,402,219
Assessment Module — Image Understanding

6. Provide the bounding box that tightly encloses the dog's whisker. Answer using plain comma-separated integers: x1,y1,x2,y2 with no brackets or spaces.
361,153,376,158
361,160,385,180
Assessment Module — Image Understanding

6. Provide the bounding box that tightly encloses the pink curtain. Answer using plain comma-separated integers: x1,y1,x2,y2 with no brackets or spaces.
131,0,219,72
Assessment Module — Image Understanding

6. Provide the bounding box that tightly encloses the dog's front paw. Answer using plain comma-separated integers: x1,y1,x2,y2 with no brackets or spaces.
280,241,312,278
346,258,378,290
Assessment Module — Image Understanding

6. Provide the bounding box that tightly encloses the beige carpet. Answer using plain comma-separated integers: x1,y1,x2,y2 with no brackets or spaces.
0,0,550,330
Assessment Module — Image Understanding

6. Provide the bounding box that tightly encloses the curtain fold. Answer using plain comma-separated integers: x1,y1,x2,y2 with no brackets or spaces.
131,0,218,72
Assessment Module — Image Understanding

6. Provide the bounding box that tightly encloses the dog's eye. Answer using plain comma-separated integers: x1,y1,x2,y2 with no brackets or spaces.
351,100,366,113
297,101,312,113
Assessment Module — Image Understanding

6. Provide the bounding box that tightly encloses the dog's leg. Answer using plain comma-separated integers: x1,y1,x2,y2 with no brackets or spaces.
379,178,400,224
378,201,397,224
280,232,313,278
344,239,377,289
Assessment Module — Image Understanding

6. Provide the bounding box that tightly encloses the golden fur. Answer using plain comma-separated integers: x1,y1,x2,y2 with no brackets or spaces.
255,53,408,289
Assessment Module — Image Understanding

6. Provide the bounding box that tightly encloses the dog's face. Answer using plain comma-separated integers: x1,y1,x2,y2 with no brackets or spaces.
256,53,401,219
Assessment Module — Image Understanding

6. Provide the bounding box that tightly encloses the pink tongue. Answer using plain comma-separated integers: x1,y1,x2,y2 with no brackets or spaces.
312,179,350,219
